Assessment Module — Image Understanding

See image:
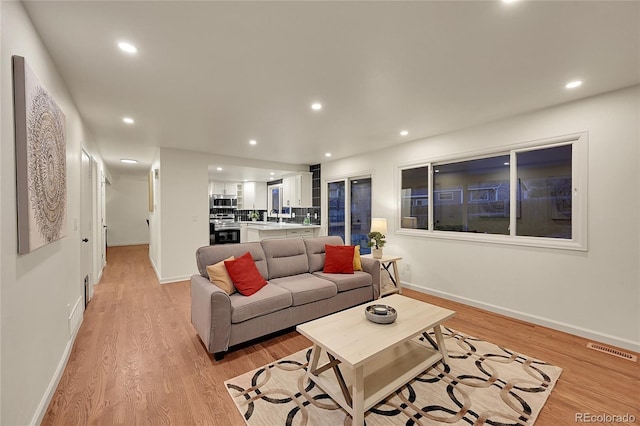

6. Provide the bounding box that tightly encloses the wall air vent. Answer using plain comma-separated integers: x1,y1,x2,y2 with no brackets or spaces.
586,342,637,362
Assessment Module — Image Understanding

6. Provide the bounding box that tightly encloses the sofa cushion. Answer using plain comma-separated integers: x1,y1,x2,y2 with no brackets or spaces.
323,244,355,274
225,252,267,296
261,237,309,280
270,274,337,306
313,271,372,293
303,236,345,273
229,283,293,324
206,256,236,294
196,242,268,280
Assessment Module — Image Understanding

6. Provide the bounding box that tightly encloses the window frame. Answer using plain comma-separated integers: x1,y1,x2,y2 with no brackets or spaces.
396,132,588,251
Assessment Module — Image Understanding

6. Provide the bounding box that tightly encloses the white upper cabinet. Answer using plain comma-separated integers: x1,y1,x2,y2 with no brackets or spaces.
240,181,267,210
209,181,239,196
283,172,312,207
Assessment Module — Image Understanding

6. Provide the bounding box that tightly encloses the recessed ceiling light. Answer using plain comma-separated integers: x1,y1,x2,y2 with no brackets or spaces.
311,103,322,111
269,177,274,180
120,159,138,164
216,167,222,171
249,139,257,145
325,153,332,157
117,41,138,54
400,130,409,136
122,117,134,124
502,0,519,3
565,80,583,89
270,172,275,175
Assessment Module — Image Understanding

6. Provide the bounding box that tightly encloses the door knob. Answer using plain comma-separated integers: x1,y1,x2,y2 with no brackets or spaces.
82,238,89,242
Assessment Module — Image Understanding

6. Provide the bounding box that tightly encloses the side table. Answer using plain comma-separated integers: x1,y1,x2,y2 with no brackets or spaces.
361,254,402,297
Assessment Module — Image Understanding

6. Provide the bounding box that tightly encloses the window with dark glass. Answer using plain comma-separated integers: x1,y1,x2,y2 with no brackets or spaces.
350,178,372,254
433,155,510,235
397,135,584,249
400,166,429,229
516,145,572,239
328,181,345,241
328,178,372,253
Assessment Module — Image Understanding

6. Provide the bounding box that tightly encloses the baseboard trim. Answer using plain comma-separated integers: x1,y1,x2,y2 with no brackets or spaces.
31,298,84,426
68,297,83,337
147,253,188,284
403,282,640,353
149,253,161,282
108,241,150,247
159,275,191,284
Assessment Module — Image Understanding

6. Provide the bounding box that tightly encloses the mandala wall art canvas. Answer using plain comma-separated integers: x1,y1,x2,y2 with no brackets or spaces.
13,56,67,254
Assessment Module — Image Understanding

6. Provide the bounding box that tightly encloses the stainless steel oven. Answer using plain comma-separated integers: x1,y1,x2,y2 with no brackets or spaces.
212,229,240,245
209,213,240,245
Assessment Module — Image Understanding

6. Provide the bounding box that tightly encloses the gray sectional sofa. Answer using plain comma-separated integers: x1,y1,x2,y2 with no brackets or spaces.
190,235,381,359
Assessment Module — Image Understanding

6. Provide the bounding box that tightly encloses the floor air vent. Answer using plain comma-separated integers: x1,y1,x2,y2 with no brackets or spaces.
587,342,637,362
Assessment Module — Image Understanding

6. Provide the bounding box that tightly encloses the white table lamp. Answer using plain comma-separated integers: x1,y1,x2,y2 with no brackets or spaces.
370,218,388,234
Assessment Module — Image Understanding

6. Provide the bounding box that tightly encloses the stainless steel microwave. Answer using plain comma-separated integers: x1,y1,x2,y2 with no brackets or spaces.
210,196,237,208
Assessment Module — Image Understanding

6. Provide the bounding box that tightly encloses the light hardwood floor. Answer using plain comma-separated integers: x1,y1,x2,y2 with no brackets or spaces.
42,245,639,425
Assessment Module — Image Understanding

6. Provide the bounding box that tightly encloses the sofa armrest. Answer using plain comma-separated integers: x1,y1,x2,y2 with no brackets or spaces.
190,274,232,354
360,257,381,299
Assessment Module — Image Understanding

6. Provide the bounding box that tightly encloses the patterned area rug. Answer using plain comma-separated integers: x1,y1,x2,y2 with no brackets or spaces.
225,328,562,425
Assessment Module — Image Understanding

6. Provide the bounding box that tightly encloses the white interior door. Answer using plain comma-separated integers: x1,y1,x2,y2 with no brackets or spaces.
90,158,103,284
99,170,107,269
81,150,94,306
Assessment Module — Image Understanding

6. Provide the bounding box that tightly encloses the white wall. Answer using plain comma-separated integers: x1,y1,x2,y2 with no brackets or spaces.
149,152,161,278
1,2,107,424
157,148,210,283
323,86,640,351
149,147,310,283
105,173,150,246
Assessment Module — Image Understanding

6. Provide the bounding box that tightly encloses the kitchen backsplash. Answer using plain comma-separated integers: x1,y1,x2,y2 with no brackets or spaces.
232,208,321,224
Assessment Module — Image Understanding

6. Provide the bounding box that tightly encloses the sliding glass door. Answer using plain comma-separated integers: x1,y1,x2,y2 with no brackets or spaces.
328,181,345,240
328,176,372,254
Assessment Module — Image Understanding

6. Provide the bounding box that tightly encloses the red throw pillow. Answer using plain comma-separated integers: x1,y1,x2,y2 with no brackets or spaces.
323,245,355,274
224,252,267,296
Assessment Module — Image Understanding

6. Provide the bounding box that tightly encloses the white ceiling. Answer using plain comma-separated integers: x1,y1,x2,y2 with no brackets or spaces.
22,1,639,180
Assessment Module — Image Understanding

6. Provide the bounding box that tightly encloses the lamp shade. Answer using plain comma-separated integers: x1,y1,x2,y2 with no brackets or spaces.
370,218,388,234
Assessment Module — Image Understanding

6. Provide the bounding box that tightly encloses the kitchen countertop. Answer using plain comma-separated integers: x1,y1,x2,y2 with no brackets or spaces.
239,221,321,230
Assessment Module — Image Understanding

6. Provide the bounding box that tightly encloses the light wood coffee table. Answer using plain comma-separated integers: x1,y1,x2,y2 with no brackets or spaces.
296,294,455,425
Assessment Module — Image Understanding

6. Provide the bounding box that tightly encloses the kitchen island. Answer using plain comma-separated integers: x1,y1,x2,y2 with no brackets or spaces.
239,221,321,242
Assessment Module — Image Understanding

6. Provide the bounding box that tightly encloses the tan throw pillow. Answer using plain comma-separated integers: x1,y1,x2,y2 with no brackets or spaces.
206,256,236,294
353,245,363,271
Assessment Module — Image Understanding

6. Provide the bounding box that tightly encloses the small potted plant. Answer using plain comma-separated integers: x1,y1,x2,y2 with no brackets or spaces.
367,231,386,259
250,211,260,221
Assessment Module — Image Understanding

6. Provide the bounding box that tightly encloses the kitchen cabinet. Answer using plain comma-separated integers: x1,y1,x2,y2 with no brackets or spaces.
240,223,248,243
244,223,320,242
239,182,267,210
283,172,312,207
209,181,240,196
285,228,315,238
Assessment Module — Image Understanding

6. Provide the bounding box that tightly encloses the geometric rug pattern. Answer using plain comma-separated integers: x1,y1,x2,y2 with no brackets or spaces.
225,328,562,425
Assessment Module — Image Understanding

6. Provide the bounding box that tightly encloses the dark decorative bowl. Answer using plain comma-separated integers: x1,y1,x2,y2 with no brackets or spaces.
365,304,397,324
